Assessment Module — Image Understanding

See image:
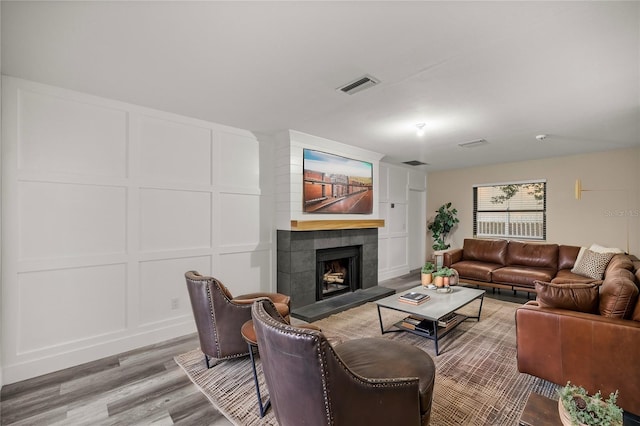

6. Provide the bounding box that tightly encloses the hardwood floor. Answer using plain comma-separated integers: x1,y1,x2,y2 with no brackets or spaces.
0,271,530,426
0,334,232,426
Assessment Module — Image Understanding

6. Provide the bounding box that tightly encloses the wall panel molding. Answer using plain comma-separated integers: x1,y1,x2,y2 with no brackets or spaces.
1,76,272,384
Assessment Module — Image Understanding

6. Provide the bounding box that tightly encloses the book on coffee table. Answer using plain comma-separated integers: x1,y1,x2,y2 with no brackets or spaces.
398,291,430,305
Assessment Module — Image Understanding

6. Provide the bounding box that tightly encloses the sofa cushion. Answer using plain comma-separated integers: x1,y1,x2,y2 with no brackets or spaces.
461,238,507,265
450,260,502,282
599,268,639,319
551,269,602,285
604,253,634,276
558,245,581,270
492,266,556,288
634,301,640,322
506,241,559,270
571,249,614,280
534,280,600,313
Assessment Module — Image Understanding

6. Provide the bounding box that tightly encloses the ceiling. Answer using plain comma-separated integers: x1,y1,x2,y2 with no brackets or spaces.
2,1,639,170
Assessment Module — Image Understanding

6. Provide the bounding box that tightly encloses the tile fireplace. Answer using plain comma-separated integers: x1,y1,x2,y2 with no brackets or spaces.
277,228,391,319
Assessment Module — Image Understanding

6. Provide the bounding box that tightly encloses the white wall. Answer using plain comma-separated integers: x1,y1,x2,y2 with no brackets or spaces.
1,77,274,384
427,147,640,257
273,130,427,281
275,130,385,229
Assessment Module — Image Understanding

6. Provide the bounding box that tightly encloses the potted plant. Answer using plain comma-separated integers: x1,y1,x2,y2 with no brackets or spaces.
421,261,435,286
432,269,446,288
438,267,455,286
427,202,460,251
557,382,622,426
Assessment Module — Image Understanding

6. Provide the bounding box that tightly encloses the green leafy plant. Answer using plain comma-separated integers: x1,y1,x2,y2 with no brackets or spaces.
421,261,435,274
433,267,454,277
558,382,622,426
427,202,460,251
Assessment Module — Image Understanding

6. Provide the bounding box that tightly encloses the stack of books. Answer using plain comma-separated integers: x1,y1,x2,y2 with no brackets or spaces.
398,291,430,305
400,316,434,335
437,312,460,328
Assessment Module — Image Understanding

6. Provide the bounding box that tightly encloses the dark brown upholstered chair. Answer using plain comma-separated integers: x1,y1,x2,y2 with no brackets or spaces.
252,299,436,426
184,270,290,368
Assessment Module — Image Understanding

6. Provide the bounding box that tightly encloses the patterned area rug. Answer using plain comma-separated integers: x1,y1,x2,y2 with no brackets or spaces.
175,297,559,425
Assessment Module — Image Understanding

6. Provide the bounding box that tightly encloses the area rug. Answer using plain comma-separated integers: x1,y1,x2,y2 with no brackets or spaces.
175,297,560,425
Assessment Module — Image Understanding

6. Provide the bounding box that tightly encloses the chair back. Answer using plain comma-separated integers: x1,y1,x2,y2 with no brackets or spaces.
185,271,251,360
251,299,331,426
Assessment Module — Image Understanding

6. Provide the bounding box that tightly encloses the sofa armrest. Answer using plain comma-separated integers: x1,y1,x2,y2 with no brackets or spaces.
515,303,640,414
444,249,463,267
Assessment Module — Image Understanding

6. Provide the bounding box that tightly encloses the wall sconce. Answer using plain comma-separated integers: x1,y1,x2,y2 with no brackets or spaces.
575,179,582,200
416,123,426,137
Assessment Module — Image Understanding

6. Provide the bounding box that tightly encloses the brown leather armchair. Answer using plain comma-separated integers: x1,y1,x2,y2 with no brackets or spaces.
184,271,290,368
252,299,436,426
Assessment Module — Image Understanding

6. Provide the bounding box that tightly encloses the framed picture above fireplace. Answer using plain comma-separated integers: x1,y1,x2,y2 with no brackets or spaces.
303,149,373,214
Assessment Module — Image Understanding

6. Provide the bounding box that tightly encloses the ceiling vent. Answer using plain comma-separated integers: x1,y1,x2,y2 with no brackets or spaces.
458,138,488,148
337,74,380,95
403,160,428,166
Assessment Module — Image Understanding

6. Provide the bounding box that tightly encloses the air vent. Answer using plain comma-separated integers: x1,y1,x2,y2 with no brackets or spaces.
337,74,380,95
458,139,488,148
402,160,428,166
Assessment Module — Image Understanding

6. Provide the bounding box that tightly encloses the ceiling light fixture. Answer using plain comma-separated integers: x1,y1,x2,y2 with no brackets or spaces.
536,134,548,141
416,123,426,136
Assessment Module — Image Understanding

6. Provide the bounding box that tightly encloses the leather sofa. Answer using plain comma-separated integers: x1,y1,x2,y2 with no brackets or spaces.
516,256,640,415
444,239,589,294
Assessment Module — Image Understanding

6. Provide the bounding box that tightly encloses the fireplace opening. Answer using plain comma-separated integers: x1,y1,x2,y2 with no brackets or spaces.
316,245,362,300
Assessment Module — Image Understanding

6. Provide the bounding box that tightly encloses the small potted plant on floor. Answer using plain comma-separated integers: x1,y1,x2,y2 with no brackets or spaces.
421,261,435,286
557,382,622,426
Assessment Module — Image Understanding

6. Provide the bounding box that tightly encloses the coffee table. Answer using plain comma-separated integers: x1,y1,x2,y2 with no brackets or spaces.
375,285,484,355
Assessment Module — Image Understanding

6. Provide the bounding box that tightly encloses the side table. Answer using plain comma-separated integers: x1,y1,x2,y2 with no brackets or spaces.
519,393,561,426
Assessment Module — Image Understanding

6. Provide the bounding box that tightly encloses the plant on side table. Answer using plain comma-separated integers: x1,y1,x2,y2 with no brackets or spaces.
427,202,460,251
421,261,435,286
557,382,622,426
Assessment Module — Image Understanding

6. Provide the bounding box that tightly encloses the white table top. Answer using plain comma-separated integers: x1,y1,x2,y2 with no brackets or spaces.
375,285,485,321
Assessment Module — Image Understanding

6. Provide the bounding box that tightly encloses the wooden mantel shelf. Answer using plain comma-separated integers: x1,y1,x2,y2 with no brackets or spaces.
290,219,385,231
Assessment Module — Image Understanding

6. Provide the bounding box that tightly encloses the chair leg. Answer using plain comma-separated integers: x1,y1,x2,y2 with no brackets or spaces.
205,354,214,369
247,343,270,417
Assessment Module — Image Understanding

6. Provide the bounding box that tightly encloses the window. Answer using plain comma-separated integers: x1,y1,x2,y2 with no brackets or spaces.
473,180,546,240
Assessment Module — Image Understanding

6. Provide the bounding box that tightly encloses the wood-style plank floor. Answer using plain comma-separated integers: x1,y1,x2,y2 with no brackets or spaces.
0,334,232,426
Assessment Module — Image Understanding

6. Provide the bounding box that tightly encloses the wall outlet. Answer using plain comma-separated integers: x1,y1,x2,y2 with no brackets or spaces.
171,298,180,310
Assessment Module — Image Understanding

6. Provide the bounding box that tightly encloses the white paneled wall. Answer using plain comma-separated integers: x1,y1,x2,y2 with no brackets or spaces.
1,77,272,383
378,163,427,280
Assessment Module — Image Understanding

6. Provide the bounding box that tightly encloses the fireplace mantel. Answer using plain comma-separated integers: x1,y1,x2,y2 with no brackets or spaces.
290,219,385,231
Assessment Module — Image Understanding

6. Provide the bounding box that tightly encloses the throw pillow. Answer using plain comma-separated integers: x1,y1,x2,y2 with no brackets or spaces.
570,249,615,280
535,280,600,313
589,243,624,254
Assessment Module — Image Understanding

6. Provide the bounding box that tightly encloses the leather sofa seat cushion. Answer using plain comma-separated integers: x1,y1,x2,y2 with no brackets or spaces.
335,337,435,416
492,266,556,288
558,245,581,270
551,269,601,285
534,280,600,313
599,268,639,319
461,238,508,265
506,241,559,270
450,260,502,282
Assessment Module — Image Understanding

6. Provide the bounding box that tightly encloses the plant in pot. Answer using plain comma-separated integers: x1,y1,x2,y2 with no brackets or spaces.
438,267,455,286
421,261,435,286
427,202,460,251
557,382,622,426
432,269,446,288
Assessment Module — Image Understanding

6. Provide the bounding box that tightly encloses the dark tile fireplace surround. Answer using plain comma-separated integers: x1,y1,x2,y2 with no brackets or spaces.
277,228,394,321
